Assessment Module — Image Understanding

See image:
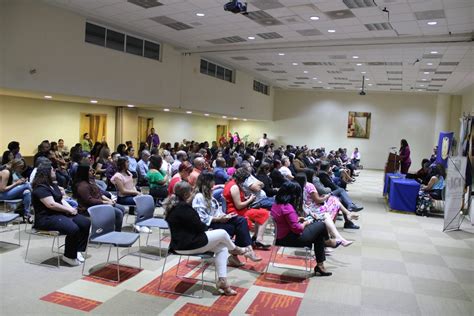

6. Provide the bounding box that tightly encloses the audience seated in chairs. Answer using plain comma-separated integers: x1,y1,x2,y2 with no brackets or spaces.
137,150,151,186
72,164,124,232
0,159,32,223
223,168,270,249
271,181,338,277
270,159,287,189
192,171,261,267
164,181,248,296
111,157,141,211
240,161,275,210
32,167,90,266
255,162,278,198
295,172,357,247
126,147,138,178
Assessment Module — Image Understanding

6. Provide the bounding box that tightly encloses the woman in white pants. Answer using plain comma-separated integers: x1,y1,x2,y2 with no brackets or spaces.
164,181,248,296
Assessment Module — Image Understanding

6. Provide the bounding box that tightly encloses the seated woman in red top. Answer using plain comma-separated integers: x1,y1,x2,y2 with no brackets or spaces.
168,161,193,196
223,168,270,249
271,181,339,277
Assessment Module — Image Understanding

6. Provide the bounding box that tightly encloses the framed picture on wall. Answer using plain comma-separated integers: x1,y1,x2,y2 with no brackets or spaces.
347,111,371,139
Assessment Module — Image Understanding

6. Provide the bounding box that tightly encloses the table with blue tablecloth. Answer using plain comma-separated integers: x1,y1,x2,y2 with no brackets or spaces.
389,178,420,212
383,173,406,196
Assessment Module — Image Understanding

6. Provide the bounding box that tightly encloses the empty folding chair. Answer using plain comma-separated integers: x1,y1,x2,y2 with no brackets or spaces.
82,205,141,283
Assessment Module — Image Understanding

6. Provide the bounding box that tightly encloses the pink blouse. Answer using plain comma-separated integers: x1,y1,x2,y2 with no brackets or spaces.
270,203,304,240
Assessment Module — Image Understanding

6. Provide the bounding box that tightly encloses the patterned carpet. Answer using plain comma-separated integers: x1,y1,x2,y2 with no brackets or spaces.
1,170,473,315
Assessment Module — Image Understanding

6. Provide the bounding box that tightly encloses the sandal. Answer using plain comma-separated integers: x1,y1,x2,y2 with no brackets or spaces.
229,246,247,256
216,279,237,296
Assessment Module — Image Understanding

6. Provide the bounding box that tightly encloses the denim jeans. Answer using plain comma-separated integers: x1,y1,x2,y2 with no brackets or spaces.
251,196,275,210
0,183,31,215
212,188,224,204
331,187,355,209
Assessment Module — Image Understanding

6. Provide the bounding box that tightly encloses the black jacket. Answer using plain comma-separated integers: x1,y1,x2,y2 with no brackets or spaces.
256,172,278,197
318,171,339,191
270,169,287,189
165,202,208,251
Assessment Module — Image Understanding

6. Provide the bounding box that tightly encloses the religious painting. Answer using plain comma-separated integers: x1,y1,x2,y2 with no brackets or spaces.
347,111,371,138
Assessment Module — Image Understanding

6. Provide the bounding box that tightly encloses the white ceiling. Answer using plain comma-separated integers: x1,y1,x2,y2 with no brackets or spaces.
44,0,474,93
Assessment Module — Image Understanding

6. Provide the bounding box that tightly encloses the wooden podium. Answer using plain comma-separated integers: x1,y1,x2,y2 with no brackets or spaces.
385,152,400,173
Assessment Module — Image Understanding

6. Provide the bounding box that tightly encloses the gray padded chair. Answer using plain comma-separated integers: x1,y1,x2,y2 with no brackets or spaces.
82,205,141,283
133,195,168,256
264,216,313,281
0,213,21,246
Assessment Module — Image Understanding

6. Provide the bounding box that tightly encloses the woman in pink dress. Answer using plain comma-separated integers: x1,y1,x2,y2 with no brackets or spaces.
295,172,358,247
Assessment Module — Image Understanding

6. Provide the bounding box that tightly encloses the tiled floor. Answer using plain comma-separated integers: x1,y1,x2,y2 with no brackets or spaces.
0,169,473,315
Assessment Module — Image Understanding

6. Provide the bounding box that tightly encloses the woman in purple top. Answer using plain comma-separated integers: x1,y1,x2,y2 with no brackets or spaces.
399,139,411,174
270,181,338,277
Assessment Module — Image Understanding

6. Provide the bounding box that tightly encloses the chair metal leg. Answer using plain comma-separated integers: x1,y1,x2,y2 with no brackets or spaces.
176,255,182,276
51,236,56,253
138,236,142,269
24,230,32,263
107,245,112,263
17,221,21,246
116,246,120,283
157,252,168,292
56,233,60,268
158,229,162,257
82,245,89,276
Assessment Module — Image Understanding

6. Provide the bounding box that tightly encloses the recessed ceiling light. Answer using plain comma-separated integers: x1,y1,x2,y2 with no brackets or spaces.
310,16,320,21
352,56,359,59
222,116,227,118
186,111,192,114
247,36,255,40
418,89,423,91
427,62,433,65
427,21,437,25
312,77,318,80
278,53,285,56
44,95,52,99
303,70,308,73
90,100,98,104
243,119,247,121
325,87,331,89
196,13,205,17
292,62,298,66
356,63,362,66
424,72,430,74
430,51,438,54
366,78,370,80
368,83,373,86
233,117,238,120
361,71,366,74
127,104,134,107
163,108,170,112
318,81,322,83
204,113,209,116
419,85,425,87
422,78,427,81
327,29,336,33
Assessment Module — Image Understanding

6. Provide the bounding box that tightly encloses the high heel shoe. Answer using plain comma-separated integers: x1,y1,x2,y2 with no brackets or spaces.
253,240,271,250
349,212,359,220
229,246,247,256
340,240,354,247
314,265,332,277
227,255,245,267
216,279,237,296
330,240,343,248
244,250,262,262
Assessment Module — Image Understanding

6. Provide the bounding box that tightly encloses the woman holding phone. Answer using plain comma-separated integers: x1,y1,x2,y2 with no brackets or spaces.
192,171,261,267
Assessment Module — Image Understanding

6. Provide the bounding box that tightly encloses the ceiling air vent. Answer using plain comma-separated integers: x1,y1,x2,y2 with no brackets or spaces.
329,55,347,59
343,0,376,9
276,78,288,81
231,56,249,60
257,62,274,66
364,23,393,31
341,68,355,72
429,84,443,87
334,77,348,80
303,62,335,66
207,36,247,44
325,10,355,20
294,81,306,84
439,62,459,66
367,62,385,66
257,32,283,39
272,70,287,73
434,71,452,75
296,77,309,79
390,88,402,91
388,78,402,81
327,70,342,74
246,11,282,26
128,0,162,9
422,54,443,59
251,0,285,10
414,10,445,20
333,87,346,89
255,68,269,71
385,62,402,66
432,78,447,81
150,16,193,30
296,29,323,36
387,71,403,74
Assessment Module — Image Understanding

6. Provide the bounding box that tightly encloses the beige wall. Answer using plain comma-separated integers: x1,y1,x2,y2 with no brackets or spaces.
0,0,274,120
231,90,440,171
461,84,474,114
0,95,116,155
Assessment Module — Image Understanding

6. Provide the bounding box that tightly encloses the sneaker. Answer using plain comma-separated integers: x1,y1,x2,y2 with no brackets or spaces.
62,256,81,266
77,252,85,262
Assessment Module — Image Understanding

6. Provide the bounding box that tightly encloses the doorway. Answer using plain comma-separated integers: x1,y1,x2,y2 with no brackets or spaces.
80,113,107,143
216,125,228,143
138,117,154,145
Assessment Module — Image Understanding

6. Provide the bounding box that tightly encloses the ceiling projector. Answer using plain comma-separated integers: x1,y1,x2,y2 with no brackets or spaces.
224,0,248,15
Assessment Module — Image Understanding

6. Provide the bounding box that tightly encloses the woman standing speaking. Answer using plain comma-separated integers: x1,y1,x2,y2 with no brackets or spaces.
399,139,411,174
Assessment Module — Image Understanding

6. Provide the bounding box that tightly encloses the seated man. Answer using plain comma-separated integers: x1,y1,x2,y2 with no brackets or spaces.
136,150,150,186
213,157,229,185
318,162,363,214
240,161,274,209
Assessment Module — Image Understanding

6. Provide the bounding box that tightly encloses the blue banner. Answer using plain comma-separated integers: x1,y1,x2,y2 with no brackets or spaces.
436,132,454,168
